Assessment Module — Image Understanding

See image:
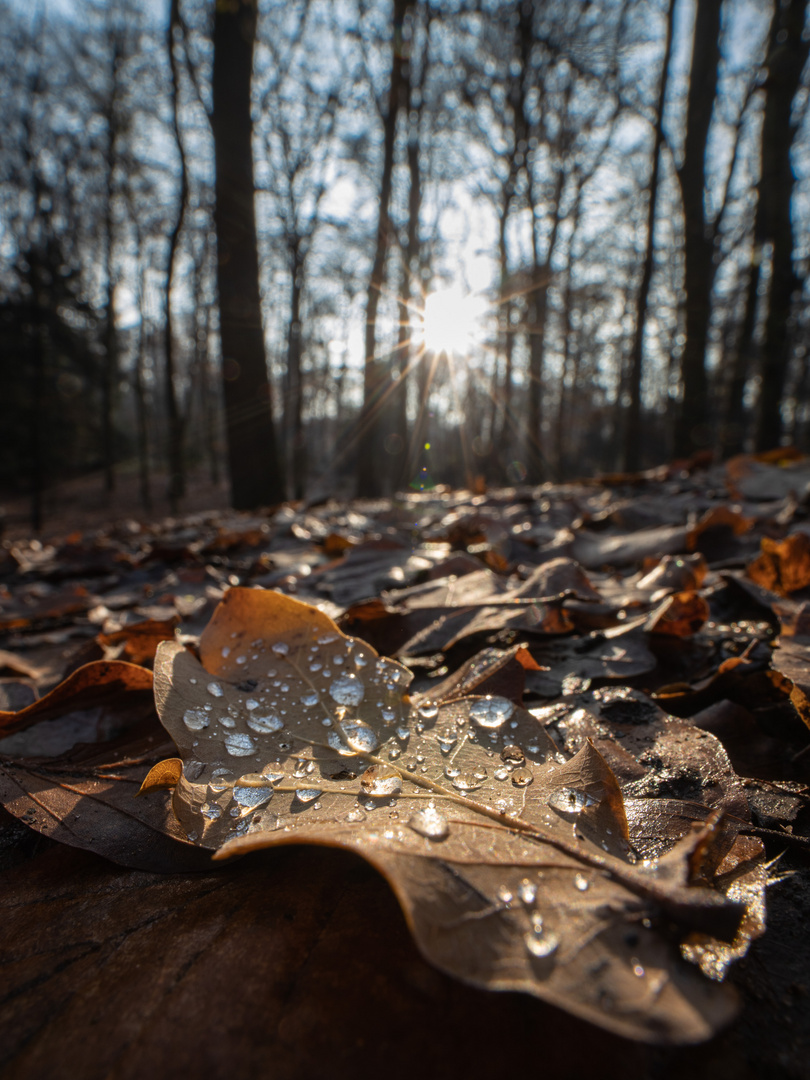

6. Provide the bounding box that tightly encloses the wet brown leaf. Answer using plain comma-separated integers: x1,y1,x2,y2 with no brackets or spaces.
0,726,210,872
96,616,179,666
146,587,759,1044
0,660,153,737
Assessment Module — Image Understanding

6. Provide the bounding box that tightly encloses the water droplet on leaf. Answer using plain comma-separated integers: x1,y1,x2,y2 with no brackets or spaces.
224,732,257,757
247,713,284,734
343,720,378,753
469,696,515,729
183,708,210,731
407,807,449,840
511,768,533,788
548,787,596,814
329,673,365,706
294,788,321,804
360,764,402,797
451,769,486,792
501,744,525,765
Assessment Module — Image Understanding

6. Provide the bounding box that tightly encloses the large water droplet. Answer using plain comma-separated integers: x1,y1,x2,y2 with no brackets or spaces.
501,744,525,765
360,764,402,797
294,788,321,804
548,787,597,814
300,690,319,706
233,775,274,810
262,762,286,783
224,732,256,757
417,701,439,720
202,803,222,820
511,768,534,788
451,769,486,792
183,707,210,731
407,807,449,841
207,682,224,698
346,807,366,823
342,719,379,754
469,696,515,729
329,673,365,706
247,713,284,734
574,873,590,892
272,642,290,656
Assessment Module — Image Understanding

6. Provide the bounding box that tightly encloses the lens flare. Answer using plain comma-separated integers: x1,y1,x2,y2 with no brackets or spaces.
420,286,486,356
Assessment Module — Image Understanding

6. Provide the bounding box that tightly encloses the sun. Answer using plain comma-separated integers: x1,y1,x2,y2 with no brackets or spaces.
420,285,487,356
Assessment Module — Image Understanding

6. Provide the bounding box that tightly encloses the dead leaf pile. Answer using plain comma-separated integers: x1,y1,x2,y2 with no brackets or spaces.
1,460,810,1060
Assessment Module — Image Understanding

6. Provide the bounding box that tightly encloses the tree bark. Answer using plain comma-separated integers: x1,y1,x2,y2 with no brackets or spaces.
755,0,809,451
212,0,283,509
673,0,723,459
356,0,411,498
287,249,306,499
165,1,189,511
623,0,675,472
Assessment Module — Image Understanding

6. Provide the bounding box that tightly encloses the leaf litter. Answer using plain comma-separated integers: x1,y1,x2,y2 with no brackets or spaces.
3,461,810,1057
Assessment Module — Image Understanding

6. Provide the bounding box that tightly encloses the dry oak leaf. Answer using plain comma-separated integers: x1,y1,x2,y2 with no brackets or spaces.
144,588,751,1045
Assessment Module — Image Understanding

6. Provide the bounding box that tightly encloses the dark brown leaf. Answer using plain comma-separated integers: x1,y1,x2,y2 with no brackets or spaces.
0,661,153,737
146,588,758,1043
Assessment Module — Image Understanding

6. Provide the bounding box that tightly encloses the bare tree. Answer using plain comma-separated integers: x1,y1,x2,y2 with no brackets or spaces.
211,0,284,509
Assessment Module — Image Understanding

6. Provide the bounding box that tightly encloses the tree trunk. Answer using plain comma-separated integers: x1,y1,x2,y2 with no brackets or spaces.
212,0,283,509
165,0,188,511
287,251,306,499
133,252,151,511
623,0,675,472
356,0,412,497
673,0,723,459
755,0,809,451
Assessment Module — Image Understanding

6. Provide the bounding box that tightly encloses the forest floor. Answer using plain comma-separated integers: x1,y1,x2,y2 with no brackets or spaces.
1,453,809,1079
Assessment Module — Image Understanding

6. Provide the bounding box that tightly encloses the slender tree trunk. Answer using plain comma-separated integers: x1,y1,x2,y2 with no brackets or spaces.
212,0,283,509
102,36,121,496
287,250,306,499
624,0,675,471
755,0,809,450
357,0,412,497
556,195,584,478
723,241,763,456
673,0,722,458
133,255,151,511
494,184,516,482
165,0,188,511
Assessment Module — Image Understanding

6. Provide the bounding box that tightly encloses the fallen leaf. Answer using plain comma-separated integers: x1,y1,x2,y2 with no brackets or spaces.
0,660,153,737
0,725,211,872
97,617,179,666
145,588,753,1043
647,592,710,638
747,533,810,596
